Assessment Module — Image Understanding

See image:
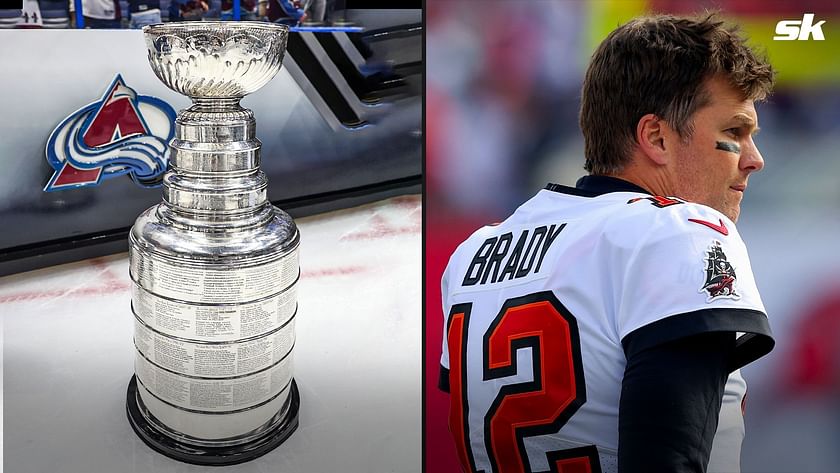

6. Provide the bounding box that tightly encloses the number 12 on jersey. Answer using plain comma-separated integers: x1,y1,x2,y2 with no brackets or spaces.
446,292,602,473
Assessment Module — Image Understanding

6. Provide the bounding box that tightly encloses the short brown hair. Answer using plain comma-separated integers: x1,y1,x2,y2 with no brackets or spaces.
579,12,775,175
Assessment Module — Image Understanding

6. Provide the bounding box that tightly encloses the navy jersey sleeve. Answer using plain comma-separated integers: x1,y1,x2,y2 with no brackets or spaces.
619,329,735,472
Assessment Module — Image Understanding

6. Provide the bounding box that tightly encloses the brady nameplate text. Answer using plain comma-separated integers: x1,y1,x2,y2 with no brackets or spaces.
462,223,566,286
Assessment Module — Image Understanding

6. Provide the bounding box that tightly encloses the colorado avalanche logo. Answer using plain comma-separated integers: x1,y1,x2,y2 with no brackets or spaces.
44,74,177,192
700,240,740,302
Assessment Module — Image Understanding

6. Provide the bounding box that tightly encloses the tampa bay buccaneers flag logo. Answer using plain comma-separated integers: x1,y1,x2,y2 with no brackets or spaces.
700,240,740,302
44,74,176,192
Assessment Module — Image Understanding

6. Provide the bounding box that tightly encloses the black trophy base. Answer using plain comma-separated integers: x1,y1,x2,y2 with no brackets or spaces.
126,375,300,466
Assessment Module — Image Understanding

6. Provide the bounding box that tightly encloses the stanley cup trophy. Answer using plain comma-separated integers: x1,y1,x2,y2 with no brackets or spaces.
125,22,300,466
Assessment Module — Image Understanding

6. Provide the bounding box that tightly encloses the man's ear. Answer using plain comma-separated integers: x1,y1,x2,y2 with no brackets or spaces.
635,114,670,166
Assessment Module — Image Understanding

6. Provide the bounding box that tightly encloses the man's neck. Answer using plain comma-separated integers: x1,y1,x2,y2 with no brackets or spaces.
609,160,674,196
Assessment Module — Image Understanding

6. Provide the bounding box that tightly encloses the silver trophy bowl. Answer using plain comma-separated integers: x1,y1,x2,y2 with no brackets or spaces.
144,22,288,98
126,22,300,466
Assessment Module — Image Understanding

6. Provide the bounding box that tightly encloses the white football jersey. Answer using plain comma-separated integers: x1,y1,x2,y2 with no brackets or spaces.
440,181,773,473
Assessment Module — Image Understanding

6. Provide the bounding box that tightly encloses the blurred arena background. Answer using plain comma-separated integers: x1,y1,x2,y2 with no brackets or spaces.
0,6,421,275
426,1,840,472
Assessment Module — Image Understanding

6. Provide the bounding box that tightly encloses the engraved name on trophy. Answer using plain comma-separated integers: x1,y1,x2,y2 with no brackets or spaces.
125,22,300,466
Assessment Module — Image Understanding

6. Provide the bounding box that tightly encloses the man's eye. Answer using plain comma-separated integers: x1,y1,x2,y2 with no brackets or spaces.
725,128,741,137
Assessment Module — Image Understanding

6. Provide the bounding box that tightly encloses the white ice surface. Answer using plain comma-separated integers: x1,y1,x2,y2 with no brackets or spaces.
0,195,421,473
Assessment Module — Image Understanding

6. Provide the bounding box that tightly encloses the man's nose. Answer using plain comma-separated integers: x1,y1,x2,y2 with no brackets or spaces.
740,136,764,173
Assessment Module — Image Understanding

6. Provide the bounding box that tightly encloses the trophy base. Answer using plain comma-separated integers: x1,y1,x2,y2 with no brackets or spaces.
126,375,300,466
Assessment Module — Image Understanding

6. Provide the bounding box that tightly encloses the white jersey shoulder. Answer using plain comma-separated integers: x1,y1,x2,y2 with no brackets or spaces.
598,192,766,339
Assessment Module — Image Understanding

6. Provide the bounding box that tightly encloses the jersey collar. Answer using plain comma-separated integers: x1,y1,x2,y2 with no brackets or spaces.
545,175,652,197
